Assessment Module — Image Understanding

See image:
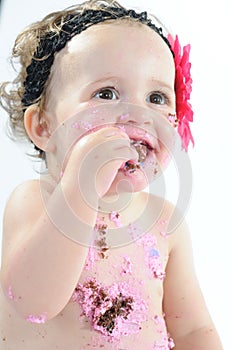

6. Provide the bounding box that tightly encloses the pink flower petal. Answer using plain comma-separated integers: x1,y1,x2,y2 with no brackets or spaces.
168,35,194,151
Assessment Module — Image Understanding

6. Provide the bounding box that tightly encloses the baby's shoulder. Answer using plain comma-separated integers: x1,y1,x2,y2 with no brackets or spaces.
146,193,190,250
1,179,43,267
145,192,180,226
4,179,42,215
3,179,43,237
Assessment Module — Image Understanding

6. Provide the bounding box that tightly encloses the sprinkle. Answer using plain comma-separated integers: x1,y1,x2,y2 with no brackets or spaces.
149,248,160,257
26,313,47,324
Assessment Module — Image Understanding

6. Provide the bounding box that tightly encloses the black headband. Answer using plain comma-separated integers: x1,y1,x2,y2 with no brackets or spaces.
22,6,174,108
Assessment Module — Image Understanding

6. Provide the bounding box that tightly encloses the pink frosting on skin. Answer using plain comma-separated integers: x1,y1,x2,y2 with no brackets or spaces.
127,223,144,241
153,315,175,349
7,286,15,300
72,121,80,129
117,125,126,132
109,211,123,228
84,247,100,271
160,231,167,238
156,219,168,238
120,255,132,275
72,120,93,130
26,313,47,324
136,233,166,280
73,278,148,340
119,113,130,121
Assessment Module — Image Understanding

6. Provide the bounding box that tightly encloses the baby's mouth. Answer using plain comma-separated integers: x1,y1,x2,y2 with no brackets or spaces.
123,139,154,173
130,139,151,163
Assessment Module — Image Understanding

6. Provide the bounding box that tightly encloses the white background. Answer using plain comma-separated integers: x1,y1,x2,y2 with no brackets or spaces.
0,0,232,348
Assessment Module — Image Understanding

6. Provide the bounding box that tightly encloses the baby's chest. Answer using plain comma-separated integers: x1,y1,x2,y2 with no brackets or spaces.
70,233,168,330
79,231,168,283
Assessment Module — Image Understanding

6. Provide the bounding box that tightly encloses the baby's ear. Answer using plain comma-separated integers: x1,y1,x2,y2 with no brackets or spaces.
24,105,55,153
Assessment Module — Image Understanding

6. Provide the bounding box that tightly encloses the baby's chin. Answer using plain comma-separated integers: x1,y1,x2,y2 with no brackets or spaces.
107,158,159,196
104,145,171,197
107,168,149,195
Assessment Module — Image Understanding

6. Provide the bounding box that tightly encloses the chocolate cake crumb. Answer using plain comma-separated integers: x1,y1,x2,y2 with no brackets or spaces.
76,279,135,335
94,219,109,258
97,294,134,333
124,161,140,173
133,142,147,163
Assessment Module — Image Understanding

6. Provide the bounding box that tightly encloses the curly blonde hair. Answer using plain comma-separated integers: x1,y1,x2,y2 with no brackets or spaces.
0,0,169,159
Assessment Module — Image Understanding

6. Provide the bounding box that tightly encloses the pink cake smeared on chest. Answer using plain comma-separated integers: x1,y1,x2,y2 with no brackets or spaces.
72,278,148,340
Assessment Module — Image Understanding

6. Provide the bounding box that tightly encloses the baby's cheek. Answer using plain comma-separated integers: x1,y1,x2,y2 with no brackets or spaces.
156,146,172,169
153,114,177,168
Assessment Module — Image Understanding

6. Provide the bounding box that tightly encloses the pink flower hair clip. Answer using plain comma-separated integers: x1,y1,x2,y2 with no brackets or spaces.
168,35,194,151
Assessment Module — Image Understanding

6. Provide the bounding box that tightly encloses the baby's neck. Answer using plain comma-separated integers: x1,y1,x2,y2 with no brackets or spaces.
98,191,138,210
97,191,147,227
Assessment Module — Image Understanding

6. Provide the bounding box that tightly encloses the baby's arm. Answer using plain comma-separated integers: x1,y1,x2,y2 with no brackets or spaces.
0,127,137,321
1,179,91,322
163,216,223,349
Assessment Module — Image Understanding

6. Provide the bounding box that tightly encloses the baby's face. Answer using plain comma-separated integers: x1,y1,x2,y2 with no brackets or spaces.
44,21,176,190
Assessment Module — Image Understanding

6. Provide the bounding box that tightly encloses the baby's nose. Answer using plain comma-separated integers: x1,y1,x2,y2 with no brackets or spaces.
116,105,153,126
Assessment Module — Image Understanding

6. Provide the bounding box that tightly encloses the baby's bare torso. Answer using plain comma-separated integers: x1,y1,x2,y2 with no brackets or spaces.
0,227,172,350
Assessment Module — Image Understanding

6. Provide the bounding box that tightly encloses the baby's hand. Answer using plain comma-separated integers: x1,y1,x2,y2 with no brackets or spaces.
61,126,138,200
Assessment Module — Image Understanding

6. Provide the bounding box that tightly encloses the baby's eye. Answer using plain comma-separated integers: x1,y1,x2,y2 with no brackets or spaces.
93,88,118,100
148,92,168,105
